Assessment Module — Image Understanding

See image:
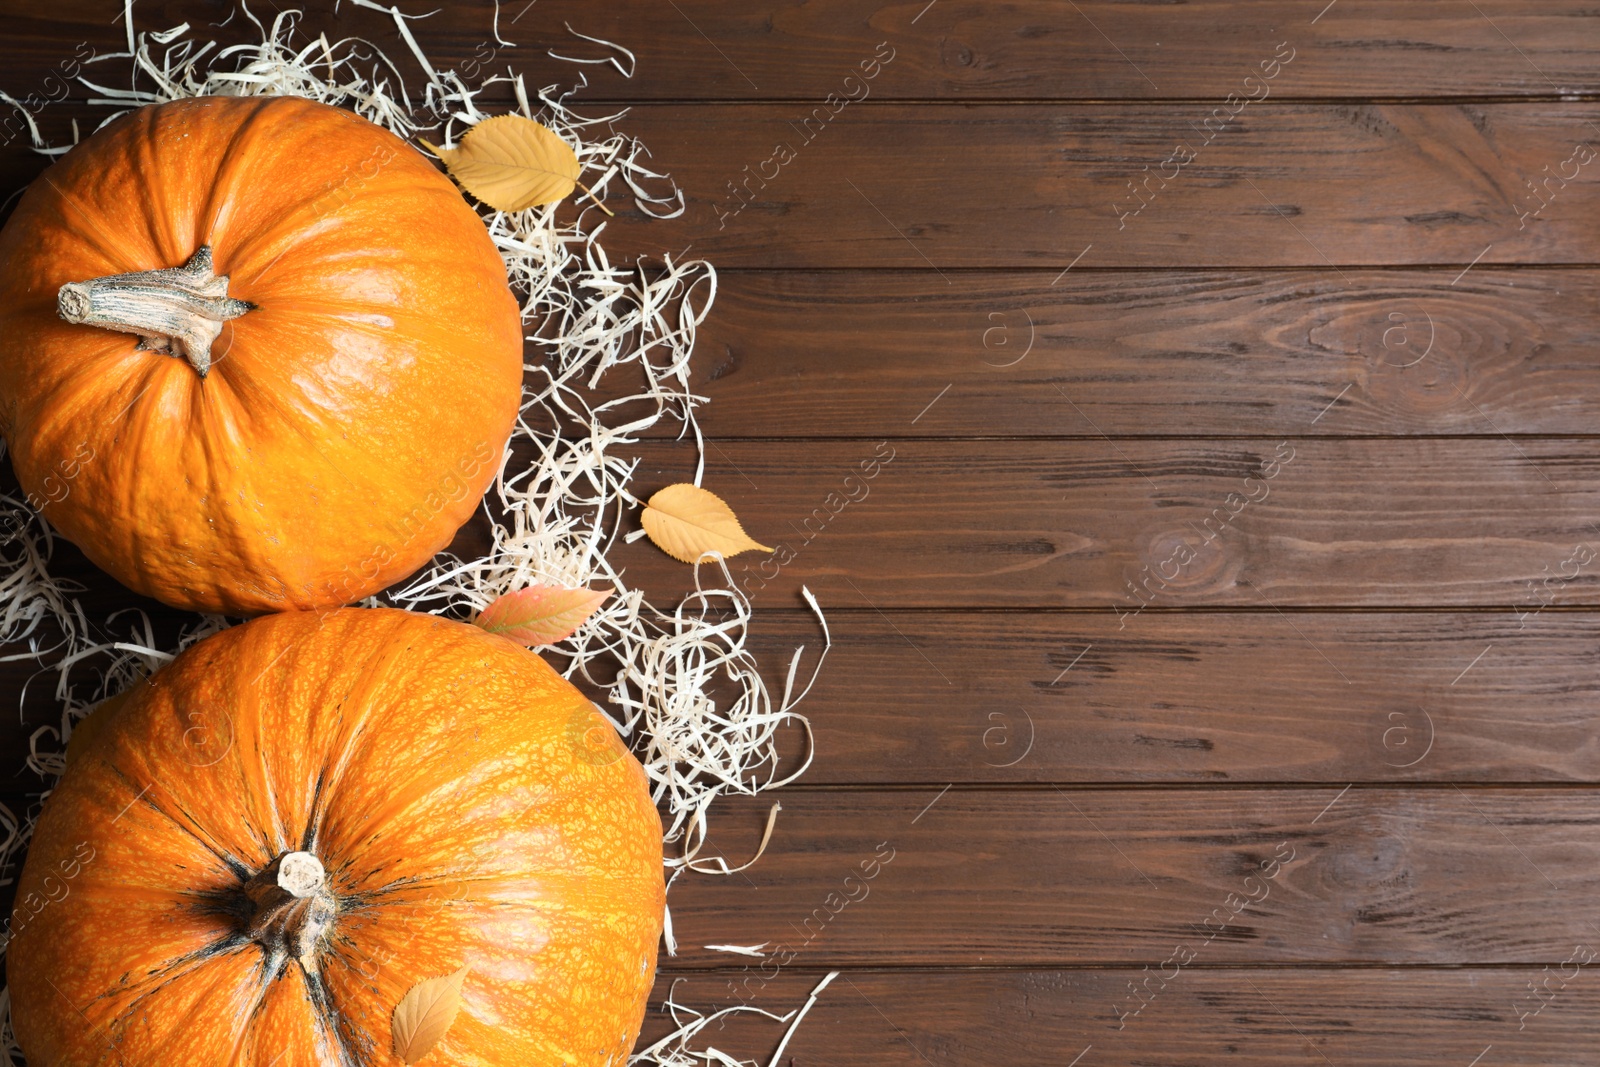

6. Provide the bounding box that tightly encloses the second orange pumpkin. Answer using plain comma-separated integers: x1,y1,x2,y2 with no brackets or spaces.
10,608,665,1066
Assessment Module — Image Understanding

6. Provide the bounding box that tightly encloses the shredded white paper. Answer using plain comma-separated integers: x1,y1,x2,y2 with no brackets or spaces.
704,944,768,958
632,971,841,1067
0,4,830,1064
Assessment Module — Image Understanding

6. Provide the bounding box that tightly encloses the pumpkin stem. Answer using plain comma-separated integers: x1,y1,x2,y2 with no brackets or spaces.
245,851,336,973
56,245,254,378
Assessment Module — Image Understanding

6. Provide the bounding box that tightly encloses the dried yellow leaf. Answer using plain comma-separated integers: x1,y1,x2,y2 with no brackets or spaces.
421,115,592,213
641,484,774,565
392,966,469,1064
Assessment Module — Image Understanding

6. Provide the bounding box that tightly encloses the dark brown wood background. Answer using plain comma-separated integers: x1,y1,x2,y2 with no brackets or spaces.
5,1,1600,1063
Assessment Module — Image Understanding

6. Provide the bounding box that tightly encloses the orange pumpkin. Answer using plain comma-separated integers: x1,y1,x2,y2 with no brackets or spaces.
0,96,525,614
8,608,664,1066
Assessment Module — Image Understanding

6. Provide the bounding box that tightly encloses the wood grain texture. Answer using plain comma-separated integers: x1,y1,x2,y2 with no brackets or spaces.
705,610,1600,786
498,1,1600,102
644,787,1600,967
7,1,1600,102
19,434,1600,622
570,438,1600,610
7,102,1599,270
593,103,1600,268
5,784,1590,969
684,269,1600,438
640,968,1600,1066
7,610,1600,790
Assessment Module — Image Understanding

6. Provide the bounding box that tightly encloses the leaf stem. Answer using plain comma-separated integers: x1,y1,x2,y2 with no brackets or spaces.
574,179,614,217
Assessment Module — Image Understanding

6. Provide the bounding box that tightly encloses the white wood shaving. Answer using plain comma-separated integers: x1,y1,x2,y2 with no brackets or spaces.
703,944,768,957
548,23,639,79
628,971,841,1067
764,971,839,1067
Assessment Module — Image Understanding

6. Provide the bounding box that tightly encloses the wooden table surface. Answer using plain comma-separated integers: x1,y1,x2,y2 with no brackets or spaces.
5,1,1600,1063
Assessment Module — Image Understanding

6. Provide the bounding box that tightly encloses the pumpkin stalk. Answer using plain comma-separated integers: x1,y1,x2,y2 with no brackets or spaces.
56,245,254,378
245,851,336,972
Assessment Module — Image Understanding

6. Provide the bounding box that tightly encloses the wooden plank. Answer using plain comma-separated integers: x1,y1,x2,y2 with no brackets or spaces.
685,269,1600,438
642,787,1600,966
5,266,1597,449
6,100,1598,268
580,438,1600,610
7,785,1595,967
22,267,1600,442
5,609,1598,790
694,610,1600,786
640,967,1600,1066
13,438,1600,618
487,1,1600,103
594,103,1600,268
7,1,1600,103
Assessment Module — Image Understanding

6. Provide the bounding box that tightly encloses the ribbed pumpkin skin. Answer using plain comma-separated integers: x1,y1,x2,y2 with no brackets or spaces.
0,97,524,614
8,608,664,1067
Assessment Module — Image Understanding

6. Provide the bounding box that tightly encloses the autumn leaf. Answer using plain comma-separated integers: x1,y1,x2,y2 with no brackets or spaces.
392,967,469,1064
474,585,610,647
641,484,773,565
421,114,609,214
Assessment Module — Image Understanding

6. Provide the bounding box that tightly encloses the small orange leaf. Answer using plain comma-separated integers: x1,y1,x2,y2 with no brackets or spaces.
474,585,609,646
421,114,584,212
641,484,774,565
392,966,469,1064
